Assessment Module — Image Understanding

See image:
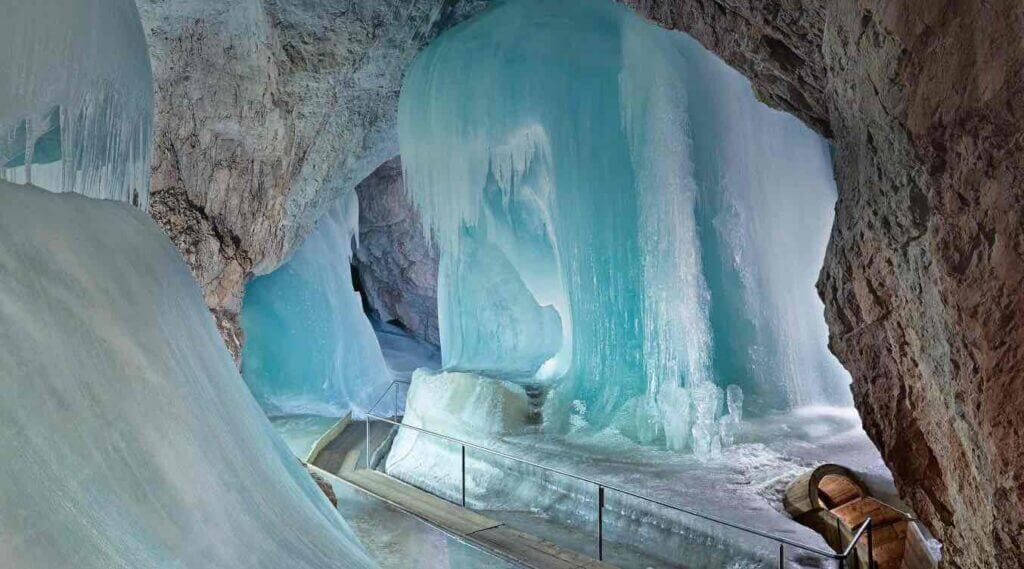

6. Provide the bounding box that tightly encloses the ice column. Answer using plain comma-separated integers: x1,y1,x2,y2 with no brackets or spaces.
399,0,850,450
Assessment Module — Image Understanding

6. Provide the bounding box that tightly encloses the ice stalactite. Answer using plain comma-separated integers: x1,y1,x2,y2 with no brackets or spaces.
398,0,850,454
0,0,152,206
241,190,392,417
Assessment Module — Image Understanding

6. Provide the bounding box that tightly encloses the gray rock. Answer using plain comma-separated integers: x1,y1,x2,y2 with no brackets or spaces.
136,0,484,358
353,157,440,346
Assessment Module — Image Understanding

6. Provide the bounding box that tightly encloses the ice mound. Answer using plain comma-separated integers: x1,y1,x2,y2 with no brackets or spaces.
386,369,531,500
0,182,373,568
241,190,391,417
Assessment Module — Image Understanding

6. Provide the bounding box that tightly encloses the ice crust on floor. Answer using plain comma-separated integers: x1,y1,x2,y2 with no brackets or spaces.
0,0,152,205
399,0,851,450
388,372,888,567
0,182,374,569
242,190,391,417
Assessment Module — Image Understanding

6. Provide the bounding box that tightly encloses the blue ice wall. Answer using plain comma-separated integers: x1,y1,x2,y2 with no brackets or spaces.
399,0,850,444
241,190,391,417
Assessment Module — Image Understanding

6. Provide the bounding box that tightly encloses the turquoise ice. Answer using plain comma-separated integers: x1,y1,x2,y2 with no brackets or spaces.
242,190,392,417
399,0,850,448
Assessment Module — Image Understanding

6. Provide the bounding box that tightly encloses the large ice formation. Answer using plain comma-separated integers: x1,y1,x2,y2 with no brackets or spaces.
241,190,392,417
0,0,152,205
399,0,850,450
0,182,374,568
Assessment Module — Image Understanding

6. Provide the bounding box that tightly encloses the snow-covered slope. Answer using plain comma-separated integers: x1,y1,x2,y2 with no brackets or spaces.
0,182,374,569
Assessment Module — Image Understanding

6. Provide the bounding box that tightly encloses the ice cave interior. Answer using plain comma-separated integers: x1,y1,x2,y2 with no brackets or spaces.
0,0,941,568
237,0,916,567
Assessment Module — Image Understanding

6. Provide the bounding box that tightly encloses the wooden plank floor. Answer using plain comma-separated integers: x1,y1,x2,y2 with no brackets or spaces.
314,420,617,569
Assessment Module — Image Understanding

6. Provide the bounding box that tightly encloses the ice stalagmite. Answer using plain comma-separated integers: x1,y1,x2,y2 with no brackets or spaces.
241,190,392,416
0,0,152,206
398,0,850,451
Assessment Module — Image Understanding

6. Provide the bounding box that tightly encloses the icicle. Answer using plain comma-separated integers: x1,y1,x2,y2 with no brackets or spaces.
0,0,152,206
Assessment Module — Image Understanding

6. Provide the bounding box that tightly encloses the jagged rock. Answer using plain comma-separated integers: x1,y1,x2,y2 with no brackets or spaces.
353,157,440,346
306,465,338,508
627,2,1024,567
136,0,484,358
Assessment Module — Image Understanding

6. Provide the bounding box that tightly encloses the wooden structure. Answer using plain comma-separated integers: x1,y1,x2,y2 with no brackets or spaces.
783,464,938,569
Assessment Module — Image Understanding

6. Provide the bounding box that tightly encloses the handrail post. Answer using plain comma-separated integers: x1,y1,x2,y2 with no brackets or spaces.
461,444,466,507
597,485,605,561
778,544,783,568
394,382,399,418
867,519,873,569
365,416,371,470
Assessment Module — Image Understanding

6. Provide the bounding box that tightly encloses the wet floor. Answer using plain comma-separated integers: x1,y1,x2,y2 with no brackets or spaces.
328,473,519,568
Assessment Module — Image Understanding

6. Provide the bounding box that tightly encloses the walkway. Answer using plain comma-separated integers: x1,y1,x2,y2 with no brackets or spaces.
311,418,617,569
784,464,938,569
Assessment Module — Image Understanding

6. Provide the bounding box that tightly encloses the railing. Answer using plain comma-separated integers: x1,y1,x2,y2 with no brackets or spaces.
366,379,875,568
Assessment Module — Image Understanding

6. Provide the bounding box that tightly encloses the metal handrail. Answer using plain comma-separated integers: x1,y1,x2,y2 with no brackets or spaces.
366,379,874,566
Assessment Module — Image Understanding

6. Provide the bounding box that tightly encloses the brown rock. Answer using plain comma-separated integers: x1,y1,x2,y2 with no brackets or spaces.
307,466,338,508
627,1,1024,567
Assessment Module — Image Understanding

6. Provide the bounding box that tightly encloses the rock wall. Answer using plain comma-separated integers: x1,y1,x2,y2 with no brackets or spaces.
625,1,1023,567
136,0,482,358
353,157,440,346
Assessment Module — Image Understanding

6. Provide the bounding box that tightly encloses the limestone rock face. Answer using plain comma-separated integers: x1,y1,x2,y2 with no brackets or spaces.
627,1,1024,567
136,0,482,358
353,157,440,346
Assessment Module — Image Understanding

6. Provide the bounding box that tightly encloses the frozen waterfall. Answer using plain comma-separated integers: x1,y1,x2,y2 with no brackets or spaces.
241,190,392,417
0,0,152,206
399,0,851,451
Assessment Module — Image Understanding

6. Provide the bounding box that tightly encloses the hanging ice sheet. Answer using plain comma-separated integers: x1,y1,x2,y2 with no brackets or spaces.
398,0,850,446
0,0,152,205
241,190,392,417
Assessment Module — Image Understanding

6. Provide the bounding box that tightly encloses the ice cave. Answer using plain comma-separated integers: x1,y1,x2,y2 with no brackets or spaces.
4,0,1020,567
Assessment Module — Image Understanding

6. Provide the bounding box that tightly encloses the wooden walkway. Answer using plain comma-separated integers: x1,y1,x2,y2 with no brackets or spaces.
783,463,938,569
311,419,616,569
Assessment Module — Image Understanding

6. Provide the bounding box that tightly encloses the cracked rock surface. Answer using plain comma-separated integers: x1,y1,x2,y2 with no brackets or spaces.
136,0,482,358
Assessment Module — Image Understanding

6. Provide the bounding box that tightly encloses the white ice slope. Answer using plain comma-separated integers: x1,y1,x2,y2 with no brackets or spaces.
0,182,374,569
